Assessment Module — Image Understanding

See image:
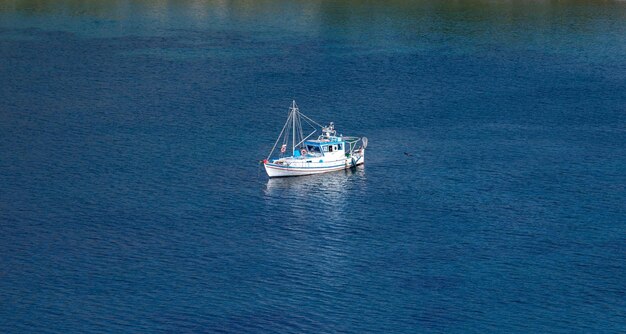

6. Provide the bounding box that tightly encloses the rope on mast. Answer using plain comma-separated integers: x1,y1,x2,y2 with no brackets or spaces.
295,129,317,147
266,101,324,160
299,112,324,128
298,109,304,147
267,111,292,160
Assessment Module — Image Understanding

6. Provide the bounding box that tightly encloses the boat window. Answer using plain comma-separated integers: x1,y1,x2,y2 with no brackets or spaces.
333,145,338,151
323,146,329,152
328,145,333,152
307,145,321,153
337,144,343,150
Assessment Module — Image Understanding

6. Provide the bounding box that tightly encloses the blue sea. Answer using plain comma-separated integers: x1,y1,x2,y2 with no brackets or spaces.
1,1,625,332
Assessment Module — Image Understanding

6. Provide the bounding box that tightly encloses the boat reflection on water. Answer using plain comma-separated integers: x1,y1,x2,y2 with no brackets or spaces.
264,165,367,220
262,166,367,282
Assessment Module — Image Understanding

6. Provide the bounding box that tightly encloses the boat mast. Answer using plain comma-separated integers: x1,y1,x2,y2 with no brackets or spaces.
292,100,296,156
267,100,323,160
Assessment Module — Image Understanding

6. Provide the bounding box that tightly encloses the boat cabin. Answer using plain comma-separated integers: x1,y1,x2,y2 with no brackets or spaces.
302,138,345,157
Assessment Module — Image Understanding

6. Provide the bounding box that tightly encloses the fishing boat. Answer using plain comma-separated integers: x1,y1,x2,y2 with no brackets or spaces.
262,101,367,178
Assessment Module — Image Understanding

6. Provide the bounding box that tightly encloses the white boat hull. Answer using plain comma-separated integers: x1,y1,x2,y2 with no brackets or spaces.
264,154,364,178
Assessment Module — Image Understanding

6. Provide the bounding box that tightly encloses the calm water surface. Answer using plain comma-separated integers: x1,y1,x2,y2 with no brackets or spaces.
1,1,625,332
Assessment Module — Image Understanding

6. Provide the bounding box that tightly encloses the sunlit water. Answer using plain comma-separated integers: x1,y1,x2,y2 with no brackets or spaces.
1,1,625,332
